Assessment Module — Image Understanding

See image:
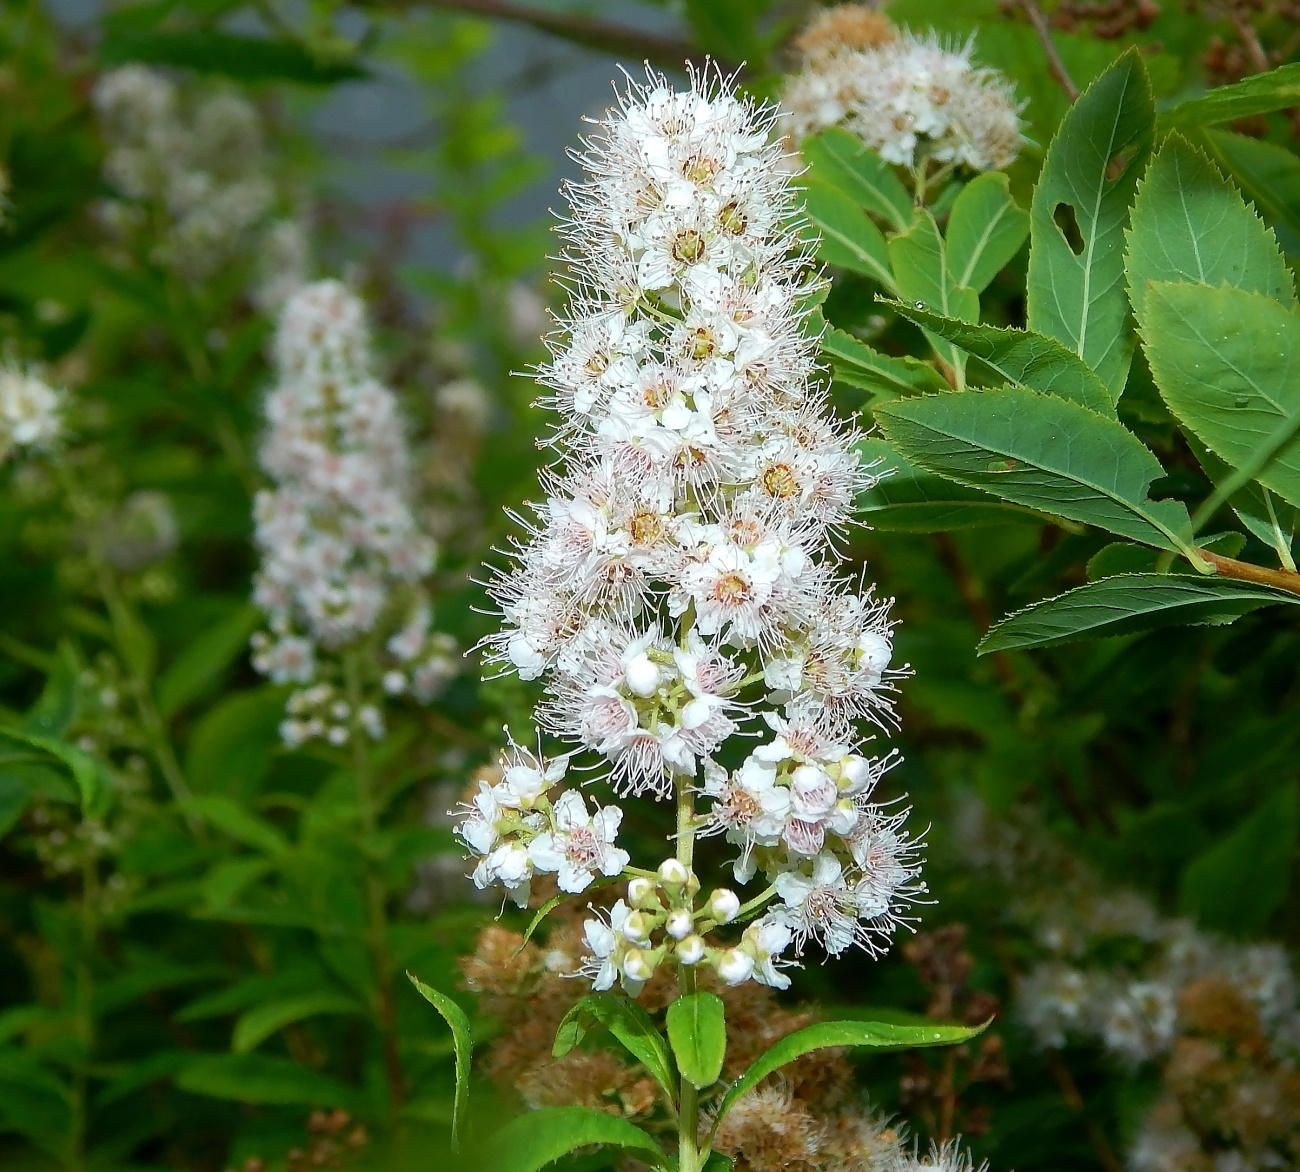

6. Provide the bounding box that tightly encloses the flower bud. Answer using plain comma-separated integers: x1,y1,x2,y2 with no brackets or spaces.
838,754,873,792
708,888,741,925
666,909,693,939
658,858,690,889
627,876,657,907
621,910,655,945
622,947,656,983
716,948,755,985
677,935,706,965
624,653,661,697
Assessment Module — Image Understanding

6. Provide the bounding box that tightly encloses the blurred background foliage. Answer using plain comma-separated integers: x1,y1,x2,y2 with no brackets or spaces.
0,0,1297,1170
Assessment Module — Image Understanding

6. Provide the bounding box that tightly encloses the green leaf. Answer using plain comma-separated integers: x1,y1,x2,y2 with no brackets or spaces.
175,1053,355,1107
553,993,676,1103
184,688,283,797
1027,49,1154,398
1202,129,1300,251
1160,62,1300,131
713,1018,983,1138
888,302,1113,414
1141,282,1300,510
801,128,913,232
1185,434,1298,564
804,179,896,290
979,573,1297,652
1179,785,1299,934
486,1105,666,1172
98,30,367,84
874,386,1194,551
157,603,261,719
408,973,473,1151
887,212,979,381
945,172,1030,294
821,324,949,398
665,992,725,1090
231,992,363,1054
1126,134,1294,321
182,794,288,855
0,773,31,838
857,437,1045,531
0,730,112,819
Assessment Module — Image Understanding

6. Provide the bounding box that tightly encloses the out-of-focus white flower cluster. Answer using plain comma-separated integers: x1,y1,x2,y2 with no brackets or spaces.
781,6,1023,173
955,797,1300,1172
251,280,456,747
455,66,923,996
0,364,63,464
91,64,308,303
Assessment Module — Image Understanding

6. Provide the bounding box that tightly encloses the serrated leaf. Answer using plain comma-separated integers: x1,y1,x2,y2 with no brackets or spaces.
945,172,1030,294
408,974,473,1151
801,128,913,232
821,325,948,398
157,603,261,719
231,992,362,1054
98,30,367,84
1126,134,1294,321
1185,434,1298,564
874,386,1194,551
182,794,288,855
713,1019,983,1140
553,993,676,1103
1160,62,1300,131
1179,785,1298,934
888,302,1113,413
887,212,979,382
665,992,725,1090
175,1053,355,1107
1028,50,1154,397
1202,129,1300,252
486,1106,667,1172
803,179,896,290
1142,282,1300,510
857,437,1045,530
980,573,1297,652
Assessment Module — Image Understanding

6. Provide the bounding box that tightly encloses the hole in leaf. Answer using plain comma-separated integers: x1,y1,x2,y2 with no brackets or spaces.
1053,202,1085,256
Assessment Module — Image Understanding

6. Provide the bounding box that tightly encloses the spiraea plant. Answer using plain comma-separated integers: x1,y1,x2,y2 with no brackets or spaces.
413,65,983,1172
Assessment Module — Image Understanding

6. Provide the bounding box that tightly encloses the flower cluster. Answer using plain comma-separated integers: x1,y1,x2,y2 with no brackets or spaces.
954,797,1300,1172
91,64,308,301
458,67,923,992
251,280,455,745
0,364,62,464
781,8,1023,173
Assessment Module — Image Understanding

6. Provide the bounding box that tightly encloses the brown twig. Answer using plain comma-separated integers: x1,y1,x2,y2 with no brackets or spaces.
1229,11,1271,75
1044,1050,1124,1172
1020,0,1080,102
356,0,724,74
1200,549,1300,599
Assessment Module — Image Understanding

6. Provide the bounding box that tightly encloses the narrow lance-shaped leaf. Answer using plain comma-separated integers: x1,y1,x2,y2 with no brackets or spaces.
711,1018,984,1142
887,212,979,384
887,301,1113,414
486,1106,667,1172
821,324,949,399
231,992,363,1055
979,573,1299,653
874,386,1195,552
1160,62,1300,131
1125,133,1295,321
1027,49,1154,400
553,993,677,1103
665,992,726,1090
409,973,473,1151
801,127,913,232
1141,282,1300,511
1184,433,1298,568
945,172,1030,295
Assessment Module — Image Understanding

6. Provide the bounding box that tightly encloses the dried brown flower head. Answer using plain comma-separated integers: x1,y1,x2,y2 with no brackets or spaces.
793,4,897,60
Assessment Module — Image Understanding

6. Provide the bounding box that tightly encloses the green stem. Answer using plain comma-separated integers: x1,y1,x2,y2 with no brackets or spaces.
343,648,405,1114
674,772,702,1172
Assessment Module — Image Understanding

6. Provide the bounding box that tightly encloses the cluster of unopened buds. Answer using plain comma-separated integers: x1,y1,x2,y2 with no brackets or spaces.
276,682,385,748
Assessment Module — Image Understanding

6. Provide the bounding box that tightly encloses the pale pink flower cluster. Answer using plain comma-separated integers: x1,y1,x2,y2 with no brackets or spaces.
457,68,923,993
251,280,455,744
782,27,1023,172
